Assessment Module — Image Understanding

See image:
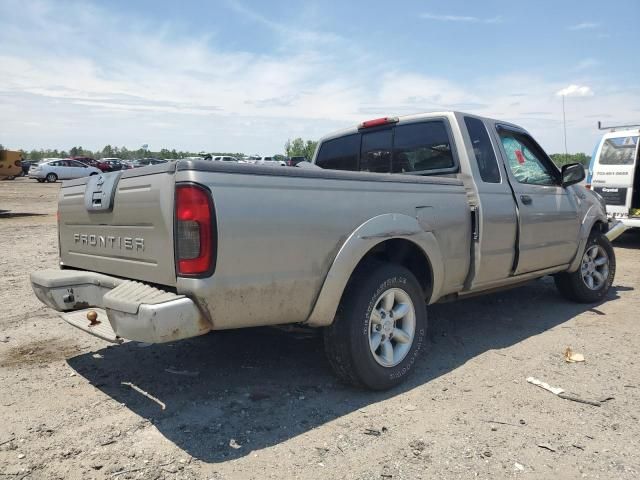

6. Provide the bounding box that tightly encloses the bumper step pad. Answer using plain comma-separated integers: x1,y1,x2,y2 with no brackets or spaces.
103,280,184,314
62,308,123,343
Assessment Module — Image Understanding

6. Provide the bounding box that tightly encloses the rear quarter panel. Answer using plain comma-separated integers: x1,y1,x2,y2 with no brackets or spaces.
175,164,470,329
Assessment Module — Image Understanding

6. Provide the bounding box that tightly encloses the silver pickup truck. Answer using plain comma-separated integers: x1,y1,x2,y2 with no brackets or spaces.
31,111,622,390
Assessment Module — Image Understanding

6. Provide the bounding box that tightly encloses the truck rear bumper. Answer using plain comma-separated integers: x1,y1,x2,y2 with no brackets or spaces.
30,269,211,344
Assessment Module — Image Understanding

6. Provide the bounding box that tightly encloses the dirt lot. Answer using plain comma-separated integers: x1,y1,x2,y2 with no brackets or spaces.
1,177,639,480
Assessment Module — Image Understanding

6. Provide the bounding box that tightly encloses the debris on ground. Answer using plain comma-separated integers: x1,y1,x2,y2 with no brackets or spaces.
121,382,166,410
112,461,173,477
526,377,601,407
483,419,521,427
527,377,564,395
229,439,241,449
564,347,585,363
364,427,388,437
537,443,557,452
164,367,200,377
0,436,15,446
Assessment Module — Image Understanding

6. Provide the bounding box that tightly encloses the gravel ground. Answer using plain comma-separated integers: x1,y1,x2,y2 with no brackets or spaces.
1,177,639,480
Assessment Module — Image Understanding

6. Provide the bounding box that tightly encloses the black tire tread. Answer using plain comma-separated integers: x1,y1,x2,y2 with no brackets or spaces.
323,260,427,390
554,230,616,303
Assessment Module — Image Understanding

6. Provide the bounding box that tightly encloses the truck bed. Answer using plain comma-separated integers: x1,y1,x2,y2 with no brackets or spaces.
58,160,470,328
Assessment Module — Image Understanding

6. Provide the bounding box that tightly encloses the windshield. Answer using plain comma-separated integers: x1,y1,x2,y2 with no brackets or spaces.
599,136,638,165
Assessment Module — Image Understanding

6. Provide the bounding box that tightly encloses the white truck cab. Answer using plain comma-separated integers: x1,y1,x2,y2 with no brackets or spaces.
588,124,640,229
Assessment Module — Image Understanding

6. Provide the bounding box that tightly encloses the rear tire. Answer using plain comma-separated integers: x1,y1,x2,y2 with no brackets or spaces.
554,231,615,303
324,262,427,390
45,173,57,183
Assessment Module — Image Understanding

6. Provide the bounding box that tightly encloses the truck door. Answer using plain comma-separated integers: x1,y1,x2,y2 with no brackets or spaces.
494,126,580,274
461,115,518,287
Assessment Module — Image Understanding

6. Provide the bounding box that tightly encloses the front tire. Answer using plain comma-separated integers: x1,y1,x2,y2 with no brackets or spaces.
554,231,615,303
324,262,427,390
45,173,57,183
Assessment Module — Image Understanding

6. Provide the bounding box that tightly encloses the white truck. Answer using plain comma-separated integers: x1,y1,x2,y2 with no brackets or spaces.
588,122,640,229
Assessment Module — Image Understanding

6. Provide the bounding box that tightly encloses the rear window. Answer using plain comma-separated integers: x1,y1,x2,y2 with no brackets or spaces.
316,120,456,174
361,129,392,173
598,136,638,165
316,134,360,170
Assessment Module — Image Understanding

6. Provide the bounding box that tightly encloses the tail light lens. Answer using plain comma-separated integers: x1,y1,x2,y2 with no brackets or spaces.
175,184,215,276
585,184,591,190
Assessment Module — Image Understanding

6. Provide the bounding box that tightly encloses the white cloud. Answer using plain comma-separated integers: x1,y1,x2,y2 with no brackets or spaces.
421,13,502,23
568,22,599,30
0,1,637,156
555,84,594,97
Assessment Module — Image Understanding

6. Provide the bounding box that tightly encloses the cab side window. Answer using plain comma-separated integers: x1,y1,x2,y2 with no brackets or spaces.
393,121,455,173
464,116,500,183
498,130,558,186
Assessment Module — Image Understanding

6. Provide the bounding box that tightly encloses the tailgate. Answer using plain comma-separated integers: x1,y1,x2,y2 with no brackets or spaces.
58,163,177,286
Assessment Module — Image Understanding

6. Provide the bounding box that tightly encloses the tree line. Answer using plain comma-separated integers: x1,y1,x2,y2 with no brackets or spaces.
21,145,246,162
6,141,590,167
549,152,590,167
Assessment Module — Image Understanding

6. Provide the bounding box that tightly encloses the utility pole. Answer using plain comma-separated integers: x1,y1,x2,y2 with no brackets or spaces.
562,95,568,156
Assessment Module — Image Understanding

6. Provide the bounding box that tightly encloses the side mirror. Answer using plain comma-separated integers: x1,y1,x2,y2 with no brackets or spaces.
561,163,585,187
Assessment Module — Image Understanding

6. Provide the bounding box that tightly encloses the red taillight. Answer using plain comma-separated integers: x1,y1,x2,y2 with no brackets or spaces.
585,184,591,190
358,116,399,129
175,184,215,276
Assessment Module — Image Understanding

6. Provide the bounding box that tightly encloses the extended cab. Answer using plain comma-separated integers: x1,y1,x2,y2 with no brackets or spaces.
31,112,621,390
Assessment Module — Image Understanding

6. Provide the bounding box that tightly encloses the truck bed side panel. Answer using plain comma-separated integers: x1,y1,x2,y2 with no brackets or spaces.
175,163,469,329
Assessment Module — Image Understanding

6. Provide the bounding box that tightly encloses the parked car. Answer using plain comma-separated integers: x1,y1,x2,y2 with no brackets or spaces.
71,156,111,172
256,156,286,166
287,156,308,166
29,159,101,182
30,111,621,390
100,158,126,171
587,126,640,230
212,156,239,162
131,158,168,168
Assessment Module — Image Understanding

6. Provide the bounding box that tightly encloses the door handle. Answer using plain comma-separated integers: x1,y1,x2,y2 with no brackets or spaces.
520,195,533,205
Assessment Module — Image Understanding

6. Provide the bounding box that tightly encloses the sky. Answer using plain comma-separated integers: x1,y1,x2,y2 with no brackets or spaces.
1,0,639,155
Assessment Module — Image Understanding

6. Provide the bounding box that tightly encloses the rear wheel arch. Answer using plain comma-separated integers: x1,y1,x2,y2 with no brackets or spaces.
305,213,445,328
348,238,434,301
